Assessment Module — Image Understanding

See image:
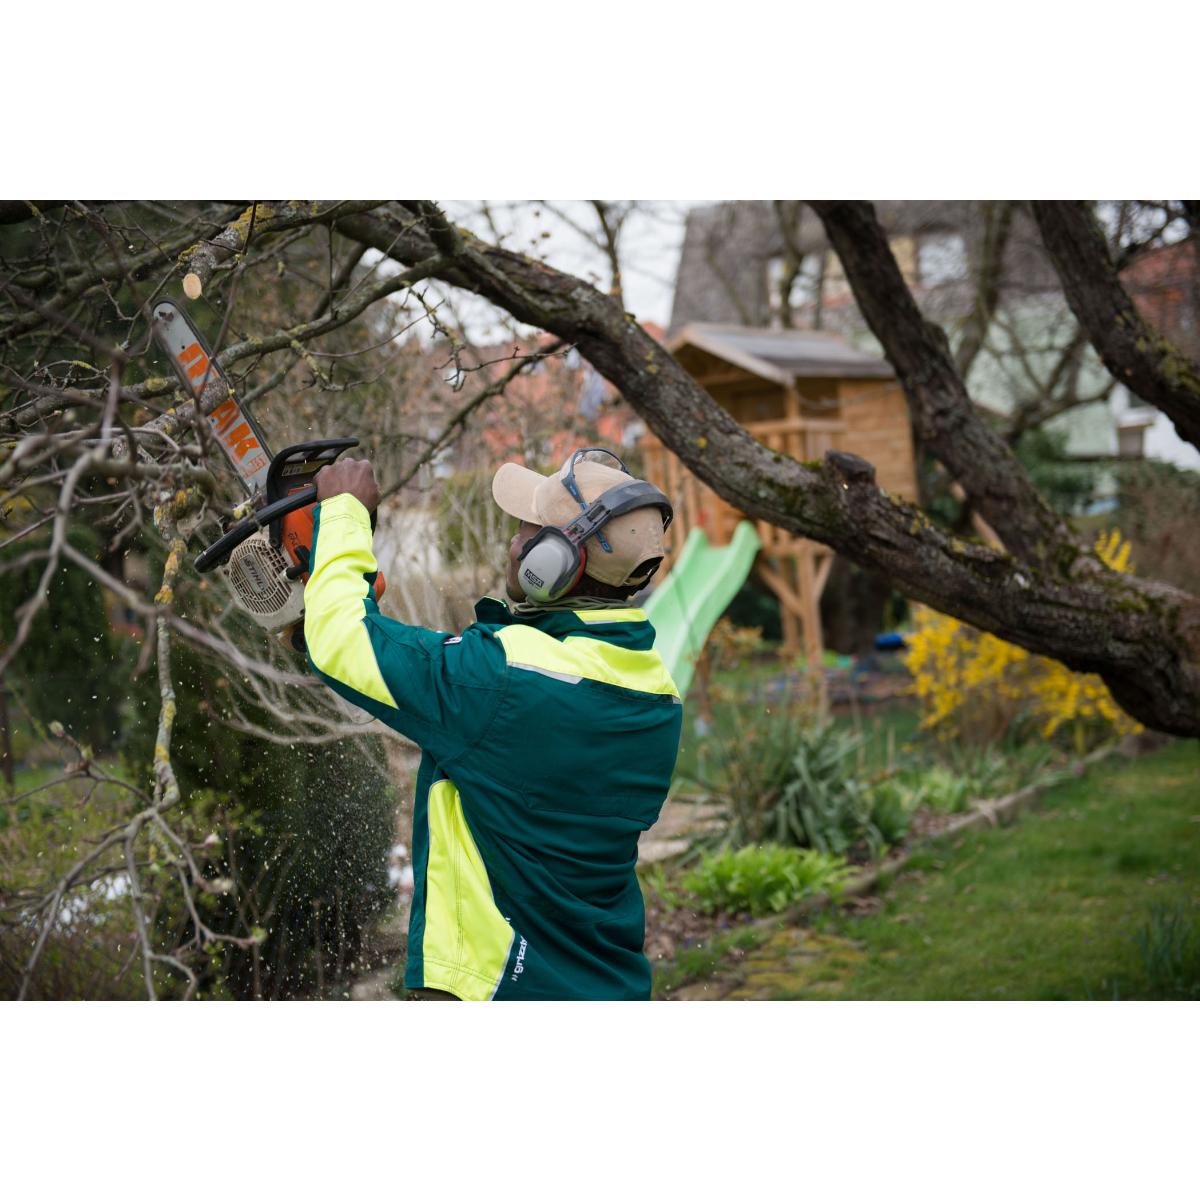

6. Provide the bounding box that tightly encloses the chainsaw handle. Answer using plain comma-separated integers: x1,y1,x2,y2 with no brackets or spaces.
194,486,380,573
194,486,318,573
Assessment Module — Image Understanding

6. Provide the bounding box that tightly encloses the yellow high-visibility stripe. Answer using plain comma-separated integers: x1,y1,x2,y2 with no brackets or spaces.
495,625,679,698
422,779,515,1001
304,494,397,710
574,607,648,624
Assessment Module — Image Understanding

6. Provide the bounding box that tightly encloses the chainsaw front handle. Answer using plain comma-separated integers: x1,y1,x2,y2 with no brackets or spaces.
194,486,318,572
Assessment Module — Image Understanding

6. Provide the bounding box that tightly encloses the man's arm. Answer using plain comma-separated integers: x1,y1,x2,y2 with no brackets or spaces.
304,461,505,759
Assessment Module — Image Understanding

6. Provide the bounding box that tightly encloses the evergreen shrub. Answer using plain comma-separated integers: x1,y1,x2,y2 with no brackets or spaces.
0,526,129,752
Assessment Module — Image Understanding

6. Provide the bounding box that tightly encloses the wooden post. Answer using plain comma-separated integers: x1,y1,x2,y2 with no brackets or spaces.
779,562,800,656
757,555,802,656
783,385,802,463
664,447,683,568
797,542,828,715
783,385,800,421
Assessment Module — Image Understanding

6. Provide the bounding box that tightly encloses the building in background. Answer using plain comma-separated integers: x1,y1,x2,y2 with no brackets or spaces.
669,202,1199,476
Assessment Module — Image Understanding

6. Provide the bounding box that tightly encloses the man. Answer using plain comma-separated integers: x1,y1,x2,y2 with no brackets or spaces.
304,448,682,1000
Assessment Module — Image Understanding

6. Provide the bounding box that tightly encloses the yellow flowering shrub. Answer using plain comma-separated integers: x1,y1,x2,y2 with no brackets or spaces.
905,531,1141,751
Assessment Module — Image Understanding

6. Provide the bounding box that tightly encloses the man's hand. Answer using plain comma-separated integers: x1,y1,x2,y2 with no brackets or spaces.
315,458,380,515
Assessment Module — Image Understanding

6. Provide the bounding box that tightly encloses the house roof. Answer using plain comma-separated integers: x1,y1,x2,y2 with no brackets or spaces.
667,322,895,383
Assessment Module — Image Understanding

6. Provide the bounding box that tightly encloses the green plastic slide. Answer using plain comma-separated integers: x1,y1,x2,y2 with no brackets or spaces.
644,521,762,700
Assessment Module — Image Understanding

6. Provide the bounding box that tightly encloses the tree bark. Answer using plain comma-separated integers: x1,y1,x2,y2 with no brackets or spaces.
1031,200,1200,452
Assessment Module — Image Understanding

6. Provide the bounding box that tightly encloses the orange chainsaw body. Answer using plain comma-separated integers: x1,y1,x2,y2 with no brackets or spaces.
279,502,387,602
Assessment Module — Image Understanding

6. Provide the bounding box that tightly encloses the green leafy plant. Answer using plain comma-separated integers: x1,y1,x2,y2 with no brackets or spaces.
685,699,815,846
917,765,973,814
867,778,922,845
0,774,147,1000
683,844,852,918
0,527,131,753
688,712,888,856
777,723,879,856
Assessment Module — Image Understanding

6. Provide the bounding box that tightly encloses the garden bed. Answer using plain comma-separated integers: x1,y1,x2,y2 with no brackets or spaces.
647,735,1197,1000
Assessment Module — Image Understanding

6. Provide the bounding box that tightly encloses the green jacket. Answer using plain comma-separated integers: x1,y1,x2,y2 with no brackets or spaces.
303,494,683,1000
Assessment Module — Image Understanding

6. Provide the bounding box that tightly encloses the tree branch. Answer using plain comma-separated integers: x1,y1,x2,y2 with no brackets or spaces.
180,201,384,297
1031,200,1200,451
955,200,1015,378
336,201,1200,737
807,200,1071,567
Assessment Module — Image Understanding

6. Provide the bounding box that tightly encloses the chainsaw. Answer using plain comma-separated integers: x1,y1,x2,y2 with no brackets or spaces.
149,299,385,652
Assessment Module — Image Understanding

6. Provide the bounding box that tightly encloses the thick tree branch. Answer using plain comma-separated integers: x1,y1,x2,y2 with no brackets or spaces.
339,202,1200,736
1031,201,1200,451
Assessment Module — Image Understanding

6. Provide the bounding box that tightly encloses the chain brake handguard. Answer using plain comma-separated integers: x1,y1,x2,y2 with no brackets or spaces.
265,439,360,547
195,439,378,574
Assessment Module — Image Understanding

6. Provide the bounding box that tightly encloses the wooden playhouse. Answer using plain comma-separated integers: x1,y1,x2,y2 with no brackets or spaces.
641,323,918,666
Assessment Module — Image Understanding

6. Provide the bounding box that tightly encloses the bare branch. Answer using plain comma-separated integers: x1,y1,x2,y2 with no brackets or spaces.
180,201,384,298
955,200,1015,378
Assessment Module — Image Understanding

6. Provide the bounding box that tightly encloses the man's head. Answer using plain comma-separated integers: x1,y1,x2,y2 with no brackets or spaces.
493,449,671,604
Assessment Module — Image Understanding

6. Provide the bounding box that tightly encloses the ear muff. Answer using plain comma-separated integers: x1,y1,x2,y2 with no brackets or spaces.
517,528,586,603
516,476,674,604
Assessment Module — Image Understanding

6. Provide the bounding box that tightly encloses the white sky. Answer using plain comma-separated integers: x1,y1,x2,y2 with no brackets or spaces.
440,201,704,341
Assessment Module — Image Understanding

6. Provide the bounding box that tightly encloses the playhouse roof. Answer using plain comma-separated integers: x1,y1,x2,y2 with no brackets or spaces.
667,322,895,384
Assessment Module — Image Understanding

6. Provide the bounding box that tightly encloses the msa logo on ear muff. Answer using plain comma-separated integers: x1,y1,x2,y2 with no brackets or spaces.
518,528,587,604
517,449,673,604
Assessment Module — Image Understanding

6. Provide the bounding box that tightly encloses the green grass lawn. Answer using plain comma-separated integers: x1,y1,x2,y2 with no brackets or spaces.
654,740,1200,1000
798,740,1200,999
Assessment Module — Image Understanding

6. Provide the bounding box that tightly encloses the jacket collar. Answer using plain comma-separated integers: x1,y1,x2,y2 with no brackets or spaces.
473,596,655,650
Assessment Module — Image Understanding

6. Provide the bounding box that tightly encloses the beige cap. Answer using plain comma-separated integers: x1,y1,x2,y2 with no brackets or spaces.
492,454,667,587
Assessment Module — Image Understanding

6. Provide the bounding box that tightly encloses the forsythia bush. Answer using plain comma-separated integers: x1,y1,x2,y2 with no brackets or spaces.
906,531,1141,750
